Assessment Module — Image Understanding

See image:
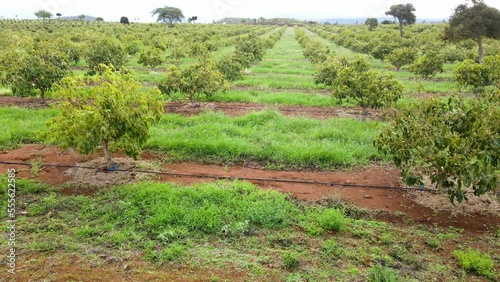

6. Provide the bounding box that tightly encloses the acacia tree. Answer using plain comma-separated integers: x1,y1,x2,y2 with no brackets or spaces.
444,0,500,63
47,65,164,170
385,3,416,37
375,95,500,203
152,6,184,27
34,10,52,20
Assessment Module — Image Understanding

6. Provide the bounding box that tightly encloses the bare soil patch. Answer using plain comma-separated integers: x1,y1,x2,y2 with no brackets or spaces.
165,101,388,120
1,145,499,231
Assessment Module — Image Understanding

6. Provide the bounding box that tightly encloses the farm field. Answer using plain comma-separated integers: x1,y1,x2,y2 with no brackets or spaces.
0,19,499,281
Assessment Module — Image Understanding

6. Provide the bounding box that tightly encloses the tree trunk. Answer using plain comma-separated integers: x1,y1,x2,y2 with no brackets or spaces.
477,37,484,64
399,23,403,38
39,89,45,104
101,139,113,170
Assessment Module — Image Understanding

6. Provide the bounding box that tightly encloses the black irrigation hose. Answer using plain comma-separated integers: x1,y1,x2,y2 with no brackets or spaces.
0,160,438,193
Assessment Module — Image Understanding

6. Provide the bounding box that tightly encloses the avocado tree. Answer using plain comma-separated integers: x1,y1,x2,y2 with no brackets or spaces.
385,3,416,37
0,43,69,103
386,47,417,71
334,67,403,114
375,95,500,203
444,0,500,63
120,16,130,25
409,51,444,78
47,65,164,170
158,58,228,103
85,38,128,74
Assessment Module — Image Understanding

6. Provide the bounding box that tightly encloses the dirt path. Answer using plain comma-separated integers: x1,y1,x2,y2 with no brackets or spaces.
0,95,387,120
1,145,498,232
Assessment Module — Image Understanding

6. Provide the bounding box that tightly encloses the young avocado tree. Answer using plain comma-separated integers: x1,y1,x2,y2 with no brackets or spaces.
85,38,128,75
46,65,164,170
334,68,404,114
158,58,228,104
444,0,500,63
375,94,500,203
0,43,69,103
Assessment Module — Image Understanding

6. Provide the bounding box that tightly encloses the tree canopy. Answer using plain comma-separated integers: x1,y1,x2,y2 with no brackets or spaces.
444,0,500,63
47,65,164,169
385,3,416,37
34,10,53,20
152,6,185,27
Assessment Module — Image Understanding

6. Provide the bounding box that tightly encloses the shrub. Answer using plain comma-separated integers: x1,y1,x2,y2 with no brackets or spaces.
386,47,417,70
453,249,496,279
314,55,369,86
454,59,489,90
409,51,444,78
85,38,127,75
216,54,244,82
316,208,348,232
158,58,228,103
138,48,165,68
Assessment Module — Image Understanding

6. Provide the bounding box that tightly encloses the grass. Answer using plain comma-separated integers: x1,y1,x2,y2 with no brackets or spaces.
209,89,348,107
2,177,498,281
453,249,496,279
0,107,57,149
147,110,386,169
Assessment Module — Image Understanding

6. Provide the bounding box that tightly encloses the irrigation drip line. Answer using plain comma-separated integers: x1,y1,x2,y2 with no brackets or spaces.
1,160,437,193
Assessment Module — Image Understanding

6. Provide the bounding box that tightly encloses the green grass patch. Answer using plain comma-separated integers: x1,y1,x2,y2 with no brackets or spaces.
453,249,496,279
147,110,385,169
0,107,57,149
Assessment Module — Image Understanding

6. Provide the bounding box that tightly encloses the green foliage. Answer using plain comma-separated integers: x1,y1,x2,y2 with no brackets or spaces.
386,47,417,70
216,53,245,82
453,249,496,279
385,3,417,37
85,38,128,75
367,264,401,282
34,10,52,20
281,251,299,270
46,65,163,168
315,208,348,232
365,18,379,31
0,42,69,103
295,27,330,64
454,59,490,90
158,59,228,103
444,1,500,62
234,34,266,67
125,40,143,55
334,66,403,112
375,95,500,203
138,48,165,68
409,51,444,78
314,55,369,86
321,239,342,260
151,6,185,27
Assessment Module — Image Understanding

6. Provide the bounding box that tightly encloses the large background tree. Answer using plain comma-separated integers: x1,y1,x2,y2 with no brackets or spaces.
34,10,53,20
47,65,164,169
444,0,500,63
152,6,184,27
385,3,416,37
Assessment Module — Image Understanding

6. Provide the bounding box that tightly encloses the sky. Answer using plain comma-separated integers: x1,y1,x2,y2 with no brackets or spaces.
1,0,500,23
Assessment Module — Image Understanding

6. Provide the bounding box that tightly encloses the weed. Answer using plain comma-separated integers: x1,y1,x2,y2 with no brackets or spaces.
304,222,324,237
316,208,348,232
425,238,442,251
321,239,342,260
453,249,496,279
367,264,401,282
281,251,299,270
29,156,43,176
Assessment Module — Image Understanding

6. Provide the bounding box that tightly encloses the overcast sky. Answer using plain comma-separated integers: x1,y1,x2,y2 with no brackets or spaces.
2,0,500,22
